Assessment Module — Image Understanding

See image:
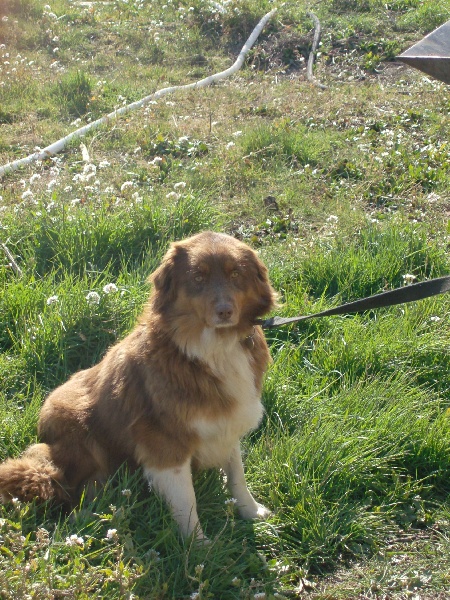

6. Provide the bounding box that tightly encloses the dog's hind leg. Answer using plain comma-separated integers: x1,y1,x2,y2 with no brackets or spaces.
223,442,271,520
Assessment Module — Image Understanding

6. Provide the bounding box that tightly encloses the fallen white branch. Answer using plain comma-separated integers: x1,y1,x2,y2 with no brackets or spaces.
0,8,277,178
1,243,23,277
307,12,327,90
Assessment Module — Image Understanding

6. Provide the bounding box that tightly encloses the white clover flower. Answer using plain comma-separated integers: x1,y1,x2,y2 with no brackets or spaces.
224,497,237,505
173,181,186,189
150,156,163,165
402,274,417,284
46,295,59,305
120,181,136,192
253,594,266,600
106,528,118,540
65,534,84,546
83,163,96,175
178,136,189,143
209,1,227,14
99,160,110,169
326,215,338,223
121,488,132,498
47,179,58,191
226,141,235,149
166,192,180,199
146,548,161,562
21,189,34,200
29,173,41,185
430,316,441,322
86,291,101,305
427,192,440,203
103,283,118,294
73,169,96,184
232,130,243,137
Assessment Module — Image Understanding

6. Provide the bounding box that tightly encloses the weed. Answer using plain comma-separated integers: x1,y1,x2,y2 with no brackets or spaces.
53,70,94,119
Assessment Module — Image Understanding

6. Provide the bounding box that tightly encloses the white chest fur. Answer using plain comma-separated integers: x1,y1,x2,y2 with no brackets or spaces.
185,328,264,467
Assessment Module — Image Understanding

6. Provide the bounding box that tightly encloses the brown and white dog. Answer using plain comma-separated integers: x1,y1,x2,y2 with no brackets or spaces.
0,231,277,540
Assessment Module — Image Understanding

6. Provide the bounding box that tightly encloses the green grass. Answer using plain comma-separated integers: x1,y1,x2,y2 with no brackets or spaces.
0,0,450,597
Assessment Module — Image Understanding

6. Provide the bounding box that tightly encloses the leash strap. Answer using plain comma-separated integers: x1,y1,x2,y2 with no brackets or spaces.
257,275,450,329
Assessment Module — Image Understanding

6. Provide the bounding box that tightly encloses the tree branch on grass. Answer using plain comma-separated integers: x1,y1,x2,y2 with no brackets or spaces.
1,243,23,278
0,8,277,178
307,11,327,90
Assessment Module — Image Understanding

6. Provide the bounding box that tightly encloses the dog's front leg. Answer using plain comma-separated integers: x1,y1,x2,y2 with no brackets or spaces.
224,443,271,520
145,461,206,541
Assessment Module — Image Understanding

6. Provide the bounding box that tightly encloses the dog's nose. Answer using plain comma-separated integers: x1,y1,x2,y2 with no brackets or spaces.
216,303,234,321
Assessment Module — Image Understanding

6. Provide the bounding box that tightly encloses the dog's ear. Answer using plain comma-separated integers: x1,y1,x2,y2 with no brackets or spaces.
148,244,179,312
150,247,176,294
148,243,190,314
244,249,278,316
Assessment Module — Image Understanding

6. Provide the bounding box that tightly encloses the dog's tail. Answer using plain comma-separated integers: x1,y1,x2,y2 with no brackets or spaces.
0,443,70,505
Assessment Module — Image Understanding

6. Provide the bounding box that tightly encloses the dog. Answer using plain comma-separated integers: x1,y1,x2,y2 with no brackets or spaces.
0,231,277,540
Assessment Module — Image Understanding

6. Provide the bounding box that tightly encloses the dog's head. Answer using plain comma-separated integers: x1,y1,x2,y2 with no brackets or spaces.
149,231,277,333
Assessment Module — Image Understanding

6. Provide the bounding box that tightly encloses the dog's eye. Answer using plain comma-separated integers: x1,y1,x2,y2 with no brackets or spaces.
230,270,239,279
194,275,204,283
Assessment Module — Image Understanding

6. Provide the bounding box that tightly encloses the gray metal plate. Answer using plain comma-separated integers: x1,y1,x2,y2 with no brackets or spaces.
398,20,450,84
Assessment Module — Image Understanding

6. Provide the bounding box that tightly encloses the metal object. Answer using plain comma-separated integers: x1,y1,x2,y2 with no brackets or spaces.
397,20,450,84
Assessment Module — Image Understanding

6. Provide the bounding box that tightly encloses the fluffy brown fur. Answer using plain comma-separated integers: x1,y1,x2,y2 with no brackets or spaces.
0,231,277,538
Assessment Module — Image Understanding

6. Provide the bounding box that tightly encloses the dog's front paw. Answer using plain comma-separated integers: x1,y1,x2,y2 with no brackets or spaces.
238,501,271,520
254,502,272,519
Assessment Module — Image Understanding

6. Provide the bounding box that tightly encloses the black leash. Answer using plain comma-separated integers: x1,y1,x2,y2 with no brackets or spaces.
256,275,450,329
